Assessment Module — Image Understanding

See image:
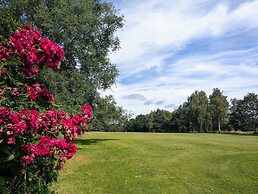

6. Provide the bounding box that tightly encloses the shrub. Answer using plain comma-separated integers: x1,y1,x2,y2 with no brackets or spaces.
0,25,92,193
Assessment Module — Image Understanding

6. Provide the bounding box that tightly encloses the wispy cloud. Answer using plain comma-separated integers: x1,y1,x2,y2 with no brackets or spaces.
155,100,165,105
122,94,146,101
106,0,258,115
144,100,153,105
164,104,177,109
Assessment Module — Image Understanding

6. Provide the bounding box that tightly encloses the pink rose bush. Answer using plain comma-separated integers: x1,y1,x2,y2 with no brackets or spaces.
0,25,92,193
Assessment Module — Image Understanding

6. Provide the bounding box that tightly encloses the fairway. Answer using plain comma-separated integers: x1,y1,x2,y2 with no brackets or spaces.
52,132,258,194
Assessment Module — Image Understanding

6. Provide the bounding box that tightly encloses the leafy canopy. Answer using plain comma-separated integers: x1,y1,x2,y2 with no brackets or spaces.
0,0,124,113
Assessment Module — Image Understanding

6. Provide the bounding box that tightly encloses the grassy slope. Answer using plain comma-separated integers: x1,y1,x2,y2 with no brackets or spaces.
52,132,258,194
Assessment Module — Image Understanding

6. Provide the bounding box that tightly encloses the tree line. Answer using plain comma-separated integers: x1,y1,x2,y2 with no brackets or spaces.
124,89,258,133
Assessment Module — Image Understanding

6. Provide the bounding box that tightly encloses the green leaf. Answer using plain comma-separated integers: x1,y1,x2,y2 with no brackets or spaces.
6,154,15,162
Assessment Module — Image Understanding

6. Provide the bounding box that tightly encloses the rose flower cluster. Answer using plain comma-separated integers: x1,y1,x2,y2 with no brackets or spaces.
0,46,11,61
0,25,64,77
20,137,76,169
0,84,54,105
0,25,93,172
25,83,55,103
0,105,92,168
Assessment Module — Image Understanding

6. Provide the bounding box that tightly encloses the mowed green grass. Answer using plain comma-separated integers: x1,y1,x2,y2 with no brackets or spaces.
52,132,258,194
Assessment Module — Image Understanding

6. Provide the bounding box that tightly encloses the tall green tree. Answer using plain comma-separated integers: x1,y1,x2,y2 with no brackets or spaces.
126,114,149,132
228,98,240,130
209,88,229,132
91,95,130,132
170,103,190,132
0,0,123,113
149,109,172,132
187,90,210,132
229,93,258,132
145,114,154,132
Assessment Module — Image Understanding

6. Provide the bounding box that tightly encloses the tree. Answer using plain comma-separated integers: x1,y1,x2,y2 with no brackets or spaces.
0,0,123,113
42,68,98,114
91,95,129,132
187,90,210,132
148,109,172,132
125,109,173,133
125,114,151,132
209,88,229,132
229,93,258,131
146,114,154,132
170,103,191,132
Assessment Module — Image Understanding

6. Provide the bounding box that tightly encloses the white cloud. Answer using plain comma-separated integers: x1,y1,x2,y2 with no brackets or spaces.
104,67,258,115
105,0,258,115
111,0,258,76
122,94,146,101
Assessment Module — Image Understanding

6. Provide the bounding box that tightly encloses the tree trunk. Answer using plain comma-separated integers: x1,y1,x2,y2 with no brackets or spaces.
218,121,221,132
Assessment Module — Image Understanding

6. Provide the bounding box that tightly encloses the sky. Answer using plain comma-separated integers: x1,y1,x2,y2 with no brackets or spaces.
104,0,258,116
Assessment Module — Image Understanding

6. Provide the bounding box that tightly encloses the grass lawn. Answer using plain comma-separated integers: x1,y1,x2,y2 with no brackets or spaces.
51,132,258,194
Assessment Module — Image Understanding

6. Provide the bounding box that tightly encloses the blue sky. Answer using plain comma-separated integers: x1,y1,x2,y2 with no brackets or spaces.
104,0,258,115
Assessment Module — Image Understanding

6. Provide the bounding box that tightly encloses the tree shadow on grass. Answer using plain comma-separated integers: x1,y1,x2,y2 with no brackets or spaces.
74,138,119,145
223,133,258,136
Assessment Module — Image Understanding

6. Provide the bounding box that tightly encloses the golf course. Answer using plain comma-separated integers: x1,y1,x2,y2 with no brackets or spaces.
52,132,258,194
